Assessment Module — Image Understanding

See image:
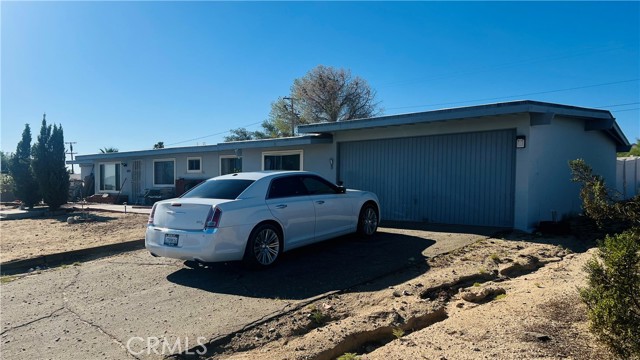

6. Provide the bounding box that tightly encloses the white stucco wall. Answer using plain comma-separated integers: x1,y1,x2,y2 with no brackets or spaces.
239,144,334,180
526,116,617,228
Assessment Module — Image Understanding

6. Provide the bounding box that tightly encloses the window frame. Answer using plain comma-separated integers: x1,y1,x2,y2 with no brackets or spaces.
219,155,243,176
98,162,121,193
186,157,202,174
153,158,176,187
261,150,304,171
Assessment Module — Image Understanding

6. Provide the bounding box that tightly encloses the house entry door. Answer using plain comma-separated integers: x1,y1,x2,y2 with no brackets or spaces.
131,160,143,204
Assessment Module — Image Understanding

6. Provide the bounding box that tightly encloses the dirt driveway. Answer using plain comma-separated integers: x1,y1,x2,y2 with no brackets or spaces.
0,214,610,360
0,211,484,266
0,210,147,263
0,224,489,360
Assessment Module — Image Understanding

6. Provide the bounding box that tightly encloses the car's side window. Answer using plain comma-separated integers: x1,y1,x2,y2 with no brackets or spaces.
301,176,339,195
267,176,308,199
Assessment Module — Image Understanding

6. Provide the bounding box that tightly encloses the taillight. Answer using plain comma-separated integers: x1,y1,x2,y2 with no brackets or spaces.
148,204,157,225
205,207,222,229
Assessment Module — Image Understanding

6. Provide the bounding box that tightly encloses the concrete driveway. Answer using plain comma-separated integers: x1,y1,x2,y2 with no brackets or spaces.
0,225,493,359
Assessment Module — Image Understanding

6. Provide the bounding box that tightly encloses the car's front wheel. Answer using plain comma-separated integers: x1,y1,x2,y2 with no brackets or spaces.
243,223,282,268
357,203,379,237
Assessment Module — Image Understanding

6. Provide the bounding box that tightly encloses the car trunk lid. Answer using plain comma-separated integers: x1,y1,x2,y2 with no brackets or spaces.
152,199,229,230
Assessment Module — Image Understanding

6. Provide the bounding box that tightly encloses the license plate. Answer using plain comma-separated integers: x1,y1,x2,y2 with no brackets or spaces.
164,234,179,247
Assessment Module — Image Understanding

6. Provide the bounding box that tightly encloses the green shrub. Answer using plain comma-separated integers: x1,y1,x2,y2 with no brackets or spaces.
580,230,640,359
392,327,404,339
570,159,640,359
308,306,327,326
337,353,360,360
569,159,639,230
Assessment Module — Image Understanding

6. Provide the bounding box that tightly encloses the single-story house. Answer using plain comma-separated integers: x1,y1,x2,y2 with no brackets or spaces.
70,100,631,231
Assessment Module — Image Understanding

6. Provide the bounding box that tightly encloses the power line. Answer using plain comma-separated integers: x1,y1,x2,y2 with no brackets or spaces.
166,81,637,147
378,45,629,88
611,108,639,113
594,102,640,109
166,121,263,146
385,79,639,111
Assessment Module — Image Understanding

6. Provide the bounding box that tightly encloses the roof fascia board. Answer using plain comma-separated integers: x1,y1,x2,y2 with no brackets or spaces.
298,104,532,133
73,135,333,163
585,118,615,131
298,101,614,134
74,145,221,162
216,134,332,151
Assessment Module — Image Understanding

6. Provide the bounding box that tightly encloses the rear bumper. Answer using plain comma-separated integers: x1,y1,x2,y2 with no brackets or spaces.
145,225,249,263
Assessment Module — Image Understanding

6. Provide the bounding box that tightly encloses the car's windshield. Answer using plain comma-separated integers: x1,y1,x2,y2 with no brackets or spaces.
180,179,255,199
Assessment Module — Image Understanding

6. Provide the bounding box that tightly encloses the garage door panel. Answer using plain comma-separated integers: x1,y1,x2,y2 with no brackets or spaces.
338,130,515,227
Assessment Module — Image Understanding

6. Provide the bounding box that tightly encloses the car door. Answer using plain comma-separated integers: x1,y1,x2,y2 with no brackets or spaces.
265,175,316,249
301,175,355,241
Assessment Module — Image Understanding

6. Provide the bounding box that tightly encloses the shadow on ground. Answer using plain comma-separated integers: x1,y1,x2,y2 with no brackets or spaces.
381,220,506,236
166,232,434,300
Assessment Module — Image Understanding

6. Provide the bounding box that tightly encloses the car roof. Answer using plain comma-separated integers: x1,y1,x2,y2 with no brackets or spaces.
214,171,314,181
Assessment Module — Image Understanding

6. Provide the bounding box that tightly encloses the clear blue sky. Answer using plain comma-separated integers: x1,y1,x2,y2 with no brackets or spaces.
2,1,639,158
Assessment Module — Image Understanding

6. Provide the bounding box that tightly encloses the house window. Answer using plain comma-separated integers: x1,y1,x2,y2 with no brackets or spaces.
99,163,121,191
187,157,202,173
220,156,242,175
262,150,303,171
153,159,175,186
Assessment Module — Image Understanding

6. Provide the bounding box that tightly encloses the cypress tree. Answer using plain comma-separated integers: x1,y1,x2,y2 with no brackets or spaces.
45,124,70,209
9,124,41,208
32,115,70,210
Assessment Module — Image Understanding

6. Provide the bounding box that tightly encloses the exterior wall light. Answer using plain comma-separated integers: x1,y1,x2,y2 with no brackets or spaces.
329,158,334,169
516,135,526,148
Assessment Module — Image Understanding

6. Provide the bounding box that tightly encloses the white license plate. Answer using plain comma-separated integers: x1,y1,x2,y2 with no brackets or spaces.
164,234,179,247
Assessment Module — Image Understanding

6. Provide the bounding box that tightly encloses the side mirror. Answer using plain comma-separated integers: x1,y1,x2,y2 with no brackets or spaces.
337,186,346,194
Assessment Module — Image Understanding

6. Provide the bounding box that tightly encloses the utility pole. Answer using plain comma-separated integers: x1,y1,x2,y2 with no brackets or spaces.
65,142,77,174
283,96,296,136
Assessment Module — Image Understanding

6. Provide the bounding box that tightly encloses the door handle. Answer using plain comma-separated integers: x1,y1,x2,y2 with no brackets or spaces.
315,200,325,204
275,204,287,209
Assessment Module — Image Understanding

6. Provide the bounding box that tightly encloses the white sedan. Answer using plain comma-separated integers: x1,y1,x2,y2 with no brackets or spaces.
145,171,380,268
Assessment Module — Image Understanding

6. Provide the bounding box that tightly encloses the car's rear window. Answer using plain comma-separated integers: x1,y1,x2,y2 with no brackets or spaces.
180,179,255,200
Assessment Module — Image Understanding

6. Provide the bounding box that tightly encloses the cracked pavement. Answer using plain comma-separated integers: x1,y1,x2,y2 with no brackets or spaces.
0,226,488,359
1,252,294,360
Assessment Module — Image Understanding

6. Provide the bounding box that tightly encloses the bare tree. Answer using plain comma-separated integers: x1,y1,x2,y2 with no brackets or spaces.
225,65,382,141
292,65,381,123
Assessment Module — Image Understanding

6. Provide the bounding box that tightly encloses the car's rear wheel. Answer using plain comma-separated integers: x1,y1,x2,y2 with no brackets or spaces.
243,224,282,268
357,203,378,237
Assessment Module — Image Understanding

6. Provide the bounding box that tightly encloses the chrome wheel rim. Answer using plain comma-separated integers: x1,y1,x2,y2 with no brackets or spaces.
363,207,378,235
253,228,280,265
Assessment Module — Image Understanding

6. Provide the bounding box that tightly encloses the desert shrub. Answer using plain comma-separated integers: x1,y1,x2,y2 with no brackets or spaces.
569,159,639,230
570,159,640,359
337,353,360,360
580,230,640,359
392,327,404,339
